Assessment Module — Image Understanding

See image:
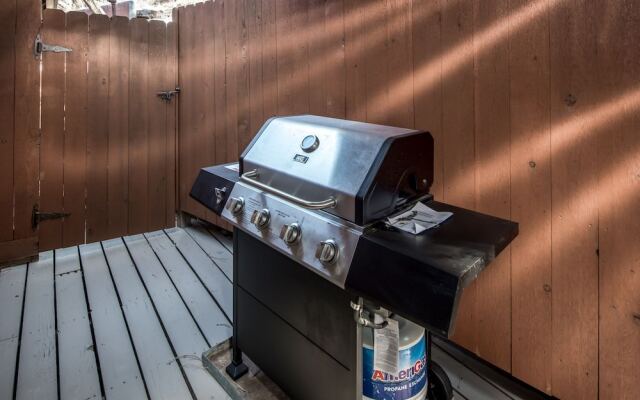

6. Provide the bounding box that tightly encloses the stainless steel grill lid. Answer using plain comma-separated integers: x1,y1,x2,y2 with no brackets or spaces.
239,115,434,225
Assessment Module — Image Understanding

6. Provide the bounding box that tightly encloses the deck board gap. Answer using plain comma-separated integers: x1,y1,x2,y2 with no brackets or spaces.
95,241,153,400
164,228,233,322
119,237,200,400
141,233,214,349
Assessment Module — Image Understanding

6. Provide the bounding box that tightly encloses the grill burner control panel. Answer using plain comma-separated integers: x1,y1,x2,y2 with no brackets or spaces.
221,182,363,288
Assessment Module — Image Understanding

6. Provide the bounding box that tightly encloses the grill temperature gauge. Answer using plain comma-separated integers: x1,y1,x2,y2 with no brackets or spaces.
280,223,301,245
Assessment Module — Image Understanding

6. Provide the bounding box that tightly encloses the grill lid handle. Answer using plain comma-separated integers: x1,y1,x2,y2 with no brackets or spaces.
240,170,337,210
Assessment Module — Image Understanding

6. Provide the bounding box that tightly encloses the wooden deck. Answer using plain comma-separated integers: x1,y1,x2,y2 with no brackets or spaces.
0,225,544,400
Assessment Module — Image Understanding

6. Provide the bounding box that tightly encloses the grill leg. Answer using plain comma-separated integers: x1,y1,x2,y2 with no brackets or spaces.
226,229,248,380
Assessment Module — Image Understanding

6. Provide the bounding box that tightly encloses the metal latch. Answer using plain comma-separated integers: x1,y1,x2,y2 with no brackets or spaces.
157,87,181,102
34,33,72,59
32,205,70,228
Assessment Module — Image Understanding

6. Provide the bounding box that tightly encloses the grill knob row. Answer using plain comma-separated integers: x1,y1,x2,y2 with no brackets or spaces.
250,208,270,228
279,223,301,244
316,239,339,264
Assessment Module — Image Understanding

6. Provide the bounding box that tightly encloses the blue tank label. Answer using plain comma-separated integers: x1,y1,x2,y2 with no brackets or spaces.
363,336,427,400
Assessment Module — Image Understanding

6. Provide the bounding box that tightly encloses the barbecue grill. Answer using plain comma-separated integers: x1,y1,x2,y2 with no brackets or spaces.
191,115,518,400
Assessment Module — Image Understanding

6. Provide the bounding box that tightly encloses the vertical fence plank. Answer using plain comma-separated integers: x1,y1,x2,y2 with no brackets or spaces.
213,1,228,164
148,20,168,231
472,0,512,372
364,0,388,125
247,0,264,136
63,11,89,247
441,0,476,352
509,0,553,393
236,0,251,152
178,4,207,221
386,0,413,128
344,0,366,122
40,9,66,251
325,0,345,119
261,0,277,120
166,14,178,227
549,0,599,398
108,17,130,238
13,0,40,241
597,1,640,399
0,0,16,242
412,0,443,200
225,0,240,160
307,0,327,116
86,14,110,242
128,18,149,234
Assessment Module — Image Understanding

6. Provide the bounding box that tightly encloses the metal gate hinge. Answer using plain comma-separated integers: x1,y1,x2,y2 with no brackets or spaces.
32,205,70,228
157,86,181,102
34,33,72,59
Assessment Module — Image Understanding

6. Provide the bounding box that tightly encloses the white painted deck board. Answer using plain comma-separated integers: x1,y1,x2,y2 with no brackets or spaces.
55,247,102,400
207,228,233,254
15,251,57,400
79,242,148,400
166,227,233,320
145,231,232,344
185,226,233,281
102,238,192,400
0,264,27,400
122,235,230,400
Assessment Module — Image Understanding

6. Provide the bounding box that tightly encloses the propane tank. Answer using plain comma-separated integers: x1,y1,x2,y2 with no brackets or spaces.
362,313,428,400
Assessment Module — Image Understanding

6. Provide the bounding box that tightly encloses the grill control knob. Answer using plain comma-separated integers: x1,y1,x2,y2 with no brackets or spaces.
279,223,301,245
250,209,270,229
316,239,339,264
226,196,244,214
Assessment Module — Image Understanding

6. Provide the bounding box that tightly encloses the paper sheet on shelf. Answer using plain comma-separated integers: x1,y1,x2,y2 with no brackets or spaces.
386,202,453,235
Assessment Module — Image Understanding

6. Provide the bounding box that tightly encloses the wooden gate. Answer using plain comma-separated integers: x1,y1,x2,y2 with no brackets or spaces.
37,10,178,251
0,2,179,265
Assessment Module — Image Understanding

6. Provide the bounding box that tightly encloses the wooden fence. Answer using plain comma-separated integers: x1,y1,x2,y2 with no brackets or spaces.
38,10,178,250
175,0,640,398
0,0,41,263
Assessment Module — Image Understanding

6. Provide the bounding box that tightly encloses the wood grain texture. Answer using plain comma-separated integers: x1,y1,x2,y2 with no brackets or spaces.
596,1,640,399
63,12,89,247
549,0,599,398
13,0,40,240
0,265,27,399
0,237,39,268
79,242,148,400
508,0,552,393
344,0,367,122
16,252,57,400
441,0,476,352
86,15,110,243
472,0,512,371
103,238,193,400
128,18,150,235
40,9,66,251
145,231,232,345
166,18,178,228
123,234,228,400
108,17,130,238
147,20,168,232
412,0,443,200
0,0,16,242
54,247,101,400
364,0,388,125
